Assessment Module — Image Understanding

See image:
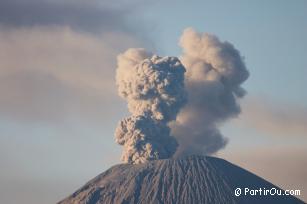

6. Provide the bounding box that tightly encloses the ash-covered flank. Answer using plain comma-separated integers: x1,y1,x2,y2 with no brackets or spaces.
58,156,303,204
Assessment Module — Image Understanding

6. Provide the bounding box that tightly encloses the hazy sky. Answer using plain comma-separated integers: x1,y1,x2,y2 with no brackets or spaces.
0,0,306,203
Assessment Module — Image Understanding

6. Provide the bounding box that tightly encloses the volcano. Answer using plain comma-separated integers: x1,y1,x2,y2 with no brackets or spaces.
58,155,303,204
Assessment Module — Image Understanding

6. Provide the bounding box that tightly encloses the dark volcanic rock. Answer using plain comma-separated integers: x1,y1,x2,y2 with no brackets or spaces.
58,156,303,204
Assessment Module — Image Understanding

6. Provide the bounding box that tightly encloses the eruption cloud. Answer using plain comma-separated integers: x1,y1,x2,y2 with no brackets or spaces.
171,28,249,156
114,28,249,163
115,48,187,164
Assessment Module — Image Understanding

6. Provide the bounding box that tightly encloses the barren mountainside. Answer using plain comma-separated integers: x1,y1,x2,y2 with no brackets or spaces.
58,156,303,204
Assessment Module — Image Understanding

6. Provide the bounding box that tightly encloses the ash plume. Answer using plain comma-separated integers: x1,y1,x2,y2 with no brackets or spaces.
115,28,249,163
115,48,187,164
171,28,249,156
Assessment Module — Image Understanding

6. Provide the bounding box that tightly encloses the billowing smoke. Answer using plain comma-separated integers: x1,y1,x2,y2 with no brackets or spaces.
115,28,249,163
171,28,249,156
115,48,187,164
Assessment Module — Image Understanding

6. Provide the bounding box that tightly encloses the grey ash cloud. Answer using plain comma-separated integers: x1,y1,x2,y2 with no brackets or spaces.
114,28,249,163
115,48,187,164
171,28,249,157
0,0,137,32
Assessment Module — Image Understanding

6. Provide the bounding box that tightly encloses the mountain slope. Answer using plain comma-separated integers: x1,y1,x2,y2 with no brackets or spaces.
58,156,303,204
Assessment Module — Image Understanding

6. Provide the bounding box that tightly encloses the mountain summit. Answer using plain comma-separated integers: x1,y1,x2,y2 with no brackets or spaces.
58,155,303,204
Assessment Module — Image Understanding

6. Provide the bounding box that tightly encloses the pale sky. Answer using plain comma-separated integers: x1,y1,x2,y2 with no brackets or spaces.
0,0,306,203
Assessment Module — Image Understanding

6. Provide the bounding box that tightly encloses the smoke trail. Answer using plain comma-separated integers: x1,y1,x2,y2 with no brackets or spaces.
171,28,249,156
115,48,187,164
